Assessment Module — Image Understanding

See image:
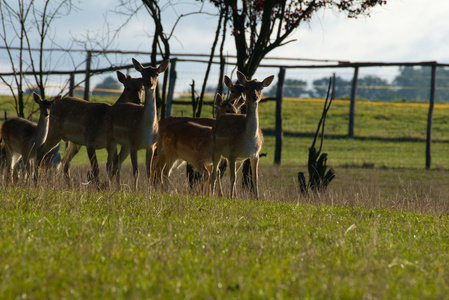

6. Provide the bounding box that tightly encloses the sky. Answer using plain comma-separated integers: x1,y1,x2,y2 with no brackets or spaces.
1,0,449,93
50,0,449,63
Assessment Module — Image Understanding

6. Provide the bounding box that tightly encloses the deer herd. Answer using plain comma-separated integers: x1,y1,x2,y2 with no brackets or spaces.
0,58,274,199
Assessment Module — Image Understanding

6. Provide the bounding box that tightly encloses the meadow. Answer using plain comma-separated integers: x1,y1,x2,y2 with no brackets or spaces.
1,94,449,298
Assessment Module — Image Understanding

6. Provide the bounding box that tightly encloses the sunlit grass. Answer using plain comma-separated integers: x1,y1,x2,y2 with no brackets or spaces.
2,95,449,298
1,171,449,298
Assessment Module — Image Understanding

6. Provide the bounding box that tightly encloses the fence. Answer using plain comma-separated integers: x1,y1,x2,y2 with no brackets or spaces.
1,47,449,169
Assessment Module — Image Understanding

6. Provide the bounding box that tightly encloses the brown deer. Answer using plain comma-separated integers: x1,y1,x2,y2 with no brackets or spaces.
2,92,59,183
105,58,169,189
154,94,241,190
210,71,274,199
34,71,143,185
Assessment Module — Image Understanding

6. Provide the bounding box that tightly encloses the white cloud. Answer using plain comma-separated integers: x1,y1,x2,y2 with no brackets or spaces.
276,0,449,63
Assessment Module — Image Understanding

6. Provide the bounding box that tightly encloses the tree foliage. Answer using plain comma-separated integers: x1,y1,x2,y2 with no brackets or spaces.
205,0,387,78
391,66,449,102
309,67,449,102
311,76,351,99
92,76,121,96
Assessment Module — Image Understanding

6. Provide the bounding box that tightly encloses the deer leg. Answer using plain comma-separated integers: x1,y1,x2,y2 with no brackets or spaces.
24,158,32,184
62,142,80,185
206,165,220,196
161,157,175,192
215,161,224,197
106,143,118,183
200,164,210,195
35,135,61,184
114,146,130,186
150,152,160,187
210,152,221,196
117,146,130,165
11,156,21,184
145,146,155,192
229,157,237,198
4,148,14,185
250,155,260,200
130,150,139,190
86,144,99,186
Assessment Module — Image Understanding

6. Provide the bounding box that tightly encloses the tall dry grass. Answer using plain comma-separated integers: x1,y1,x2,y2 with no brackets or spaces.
24,162,449,216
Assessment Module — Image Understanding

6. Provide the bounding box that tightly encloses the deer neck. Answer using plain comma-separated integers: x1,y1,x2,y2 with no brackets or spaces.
142,86,157,128
116,92,127,103
33,113,50,148
116,90,138,104
244,101,260,138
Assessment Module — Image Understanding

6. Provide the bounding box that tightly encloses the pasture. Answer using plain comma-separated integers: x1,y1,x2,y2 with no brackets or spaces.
1,95,449,298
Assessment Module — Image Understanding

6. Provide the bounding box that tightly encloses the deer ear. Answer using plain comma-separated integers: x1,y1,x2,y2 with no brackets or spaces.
117,71,126,83
237,71,247,84
132,58,143,72
224,75,233,88
262,75,275,88
214,93,223,106
158,59,170,73
53,95,62,102
33,92,41,104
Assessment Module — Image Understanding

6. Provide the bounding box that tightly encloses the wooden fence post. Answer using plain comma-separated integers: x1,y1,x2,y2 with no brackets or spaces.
84,51,91,101
426,63,437,169
274,67,285,165
348,66,359,138
166,58,177,118
69,73,75,97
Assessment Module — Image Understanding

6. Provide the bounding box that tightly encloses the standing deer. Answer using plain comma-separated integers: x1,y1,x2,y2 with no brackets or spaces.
2,92,59,183
105,58,169,189
211,71,274,199
154,93,241,190
152,76,247,189
34,71,143,186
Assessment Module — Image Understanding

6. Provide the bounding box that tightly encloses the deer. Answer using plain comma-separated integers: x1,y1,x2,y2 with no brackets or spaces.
153,93,241,190
210,71,274,199
34,71,143,186
60,71,144,184
152,76,247,189
2,92,59,184
105,58,169,189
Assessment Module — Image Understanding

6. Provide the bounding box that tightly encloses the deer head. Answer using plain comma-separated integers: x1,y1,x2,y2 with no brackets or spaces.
224,75,247,110
116,70,143,104
215,94,238,115
237,71,274,102
33,92,59,117
132,58,169,91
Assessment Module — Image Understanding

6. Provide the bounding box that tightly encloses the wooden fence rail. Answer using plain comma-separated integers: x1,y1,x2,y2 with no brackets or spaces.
1,49,449,169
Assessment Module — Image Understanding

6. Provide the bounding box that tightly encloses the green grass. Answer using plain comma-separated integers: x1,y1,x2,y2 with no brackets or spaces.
1,179,449,299
2,95,449,298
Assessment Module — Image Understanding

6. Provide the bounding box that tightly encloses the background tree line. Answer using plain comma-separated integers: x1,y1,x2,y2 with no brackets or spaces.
261,66,449,102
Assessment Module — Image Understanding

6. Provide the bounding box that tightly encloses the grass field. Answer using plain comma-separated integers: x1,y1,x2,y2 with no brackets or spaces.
1,166,449,298
1,94,449,298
